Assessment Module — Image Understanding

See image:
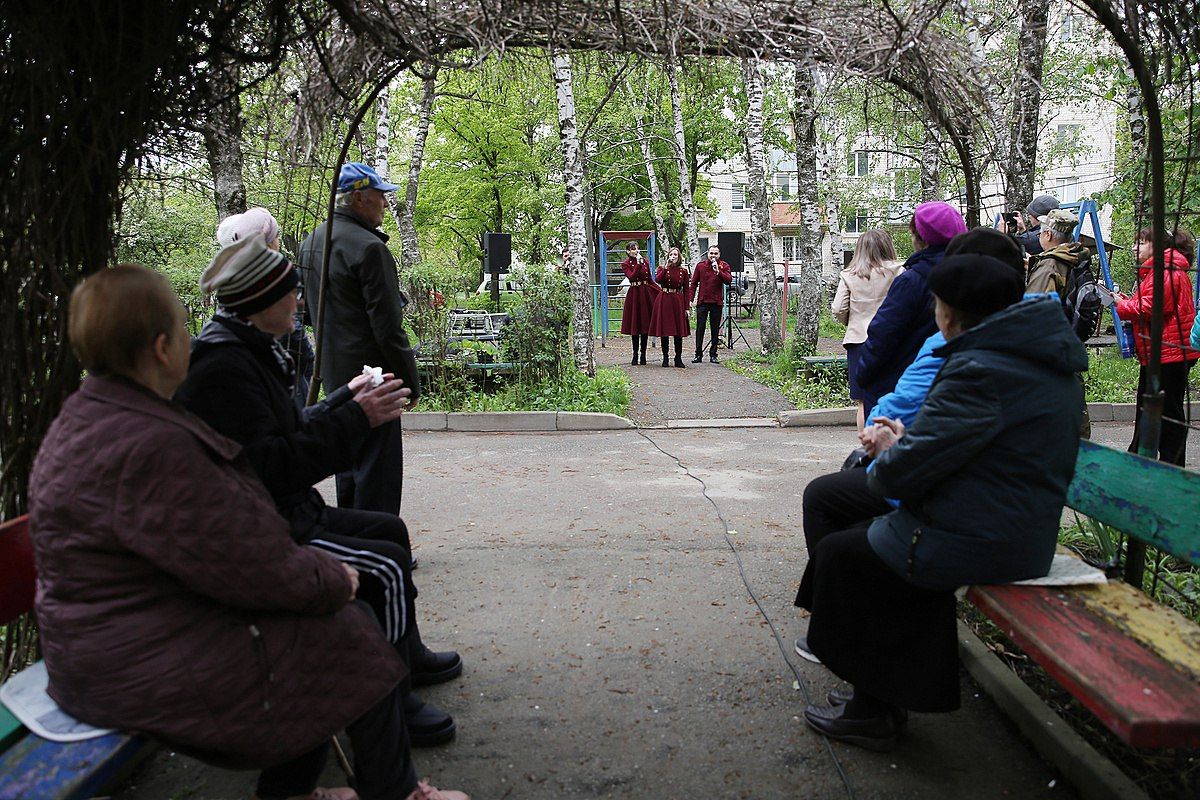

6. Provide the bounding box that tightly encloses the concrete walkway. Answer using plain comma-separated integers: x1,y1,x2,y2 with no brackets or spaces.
113,422,1184,800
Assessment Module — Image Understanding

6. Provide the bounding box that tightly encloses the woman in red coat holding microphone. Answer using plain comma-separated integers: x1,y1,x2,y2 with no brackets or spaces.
690,243,733,362
650,246,691,368
620,241,660,364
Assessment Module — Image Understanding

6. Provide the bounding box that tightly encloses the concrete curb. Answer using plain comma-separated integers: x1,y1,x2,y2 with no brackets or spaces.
778,407,857,427
957,620,1148,800
402,411,634,432
666,417,778,429
1086,403,1137,422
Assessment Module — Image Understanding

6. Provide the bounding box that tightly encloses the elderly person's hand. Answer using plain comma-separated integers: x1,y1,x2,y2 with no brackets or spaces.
353,377,412,427
342,564,360,599
861,416,906,457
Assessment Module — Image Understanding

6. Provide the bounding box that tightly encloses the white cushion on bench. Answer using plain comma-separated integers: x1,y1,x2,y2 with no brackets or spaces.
0,661,113,742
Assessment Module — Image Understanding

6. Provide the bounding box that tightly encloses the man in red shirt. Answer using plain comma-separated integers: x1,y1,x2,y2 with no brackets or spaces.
690,243,734,362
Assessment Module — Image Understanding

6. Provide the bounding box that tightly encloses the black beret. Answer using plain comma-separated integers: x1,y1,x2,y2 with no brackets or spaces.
928,254,1024,320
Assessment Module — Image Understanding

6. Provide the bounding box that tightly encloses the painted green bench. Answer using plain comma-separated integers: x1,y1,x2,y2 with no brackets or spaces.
0,515,155,800
966,441,1200,748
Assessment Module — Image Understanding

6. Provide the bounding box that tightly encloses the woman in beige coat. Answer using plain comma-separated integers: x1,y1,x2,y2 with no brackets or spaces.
832,229,904,428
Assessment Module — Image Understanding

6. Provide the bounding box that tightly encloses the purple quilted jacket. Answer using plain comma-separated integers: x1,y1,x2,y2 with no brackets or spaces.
29,375,404,767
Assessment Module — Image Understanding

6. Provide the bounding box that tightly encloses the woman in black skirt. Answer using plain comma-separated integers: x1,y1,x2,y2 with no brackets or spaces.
794,254,1087,751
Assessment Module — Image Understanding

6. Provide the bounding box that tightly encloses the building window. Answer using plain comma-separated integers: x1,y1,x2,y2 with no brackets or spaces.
1059,13,1080,41
1055,176,1081,203
844,208,869,233
781,235,800,262
847,151,869,176
775,172,794,201
1055,124,1083,149
731,183,748,211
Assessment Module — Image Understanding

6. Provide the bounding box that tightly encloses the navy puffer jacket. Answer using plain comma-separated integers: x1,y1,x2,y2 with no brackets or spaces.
866,297,1087,590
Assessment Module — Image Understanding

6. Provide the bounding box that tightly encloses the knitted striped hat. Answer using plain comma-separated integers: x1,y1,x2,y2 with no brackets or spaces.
200,233,298,315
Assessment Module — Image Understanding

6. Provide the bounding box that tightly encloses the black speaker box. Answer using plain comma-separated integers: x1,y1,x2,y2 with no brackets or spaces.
484,232,511,273
717,231,746,273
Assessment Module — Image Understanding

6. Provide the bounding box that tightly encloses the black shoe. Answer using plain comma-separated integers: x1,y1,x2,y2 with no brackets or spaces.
631,353,639,365
403,693,456,747
804,702,898,752
639,354,647,365
826,687,908,727
691,355,703,363
674,356,686,368
794,636,821,664
662,355,670,367
410,556,418,571
709,354,719,363
412,648,463,686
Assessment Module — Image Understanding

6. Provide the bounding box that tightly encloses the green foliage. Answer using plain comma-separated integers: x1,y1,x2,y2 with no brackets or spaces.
499,264,572,384
421,367,630,415
818,305,847,340
727,341,851,408
1083,347,1140,403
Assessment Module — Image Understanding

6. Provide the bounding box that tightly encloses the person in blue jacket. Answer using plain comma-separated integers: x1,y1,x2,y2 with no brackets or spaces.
796,254,1086,752
855,201,966,413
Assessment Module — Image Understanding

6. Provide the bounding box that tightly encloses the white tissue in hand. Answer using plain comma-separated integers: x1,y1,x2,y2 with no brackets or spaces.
361,365,384,387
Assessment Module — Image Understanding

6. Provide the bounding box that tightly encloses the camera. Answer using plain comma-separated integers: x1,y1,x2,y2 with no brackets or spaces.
1002,211,1019,231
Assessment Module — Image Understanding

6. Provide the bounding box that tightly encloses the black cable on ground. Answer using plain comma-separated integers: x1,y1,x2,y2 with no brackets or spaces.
635,428,858,800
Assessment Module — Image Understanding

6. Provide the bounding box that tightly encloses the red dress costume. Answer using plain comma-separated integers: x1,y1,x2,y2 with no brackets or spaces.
619,256,660,335
650,265,691,337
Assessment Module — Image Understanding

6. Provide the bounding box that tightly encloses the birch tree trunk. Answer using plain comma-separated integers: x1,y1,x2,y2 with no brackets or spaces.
626,76,669,254
920,125,942,201
667,55,699,269
552,52,596,375
742,58,782,353
816,75,845,280
199,56,247,221
373,80,406,233
401,71,437,269
1123,3,1146,220
791,63,822,352
1003,0,1050,211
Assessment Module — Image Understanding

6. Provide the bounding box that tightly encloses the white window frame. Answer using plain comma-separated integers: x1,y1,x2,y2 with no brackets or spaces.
774,172,794,201
731,183,748,211
781,235,800,262
1055,176,1081,203
848,151,869,177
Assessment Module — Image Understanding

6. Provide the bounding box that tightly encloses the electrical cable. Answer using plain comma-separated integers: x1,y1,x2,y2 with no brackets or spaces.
633,428,858,800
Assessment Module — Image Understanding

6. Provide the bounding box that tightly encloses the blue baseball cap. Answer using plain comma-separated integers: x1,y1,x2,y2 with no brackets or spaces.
338,162,400,193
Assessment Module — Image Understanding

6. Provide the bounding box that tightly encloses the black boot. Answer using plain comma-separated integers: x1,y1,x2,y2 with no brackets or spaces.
661,338,670,367
639,335,648,365
675,355,686,368
631,346,639,366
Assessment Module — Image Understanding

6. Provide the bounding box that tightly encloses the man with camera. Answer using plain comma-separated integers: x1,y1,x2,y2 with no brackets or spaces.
690,243,733,363
1001,194,1060,256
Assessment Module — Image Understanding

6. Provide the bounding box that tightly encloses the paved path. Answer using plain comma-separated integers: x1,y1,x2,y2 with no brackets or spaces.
114,423,1180,800
595,331,832,426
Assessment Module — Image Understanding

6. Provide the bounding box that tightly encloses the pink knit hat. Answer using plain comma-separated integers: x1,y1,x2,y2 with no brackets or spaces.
912,202,967,247
216,207,281,248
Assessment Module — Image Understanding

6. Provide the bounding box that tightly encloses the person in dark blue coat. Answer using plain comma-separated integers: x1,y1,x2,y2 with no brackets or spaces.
795,254,1087,752
854,202,966,412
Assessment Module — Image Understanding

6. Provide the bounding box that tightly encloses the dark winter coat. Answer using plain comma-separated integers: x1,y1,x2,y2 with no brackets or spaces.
29,375,404,768
299,210,421,400
866,297,1087,590
174,314,371,541
855,245,945,410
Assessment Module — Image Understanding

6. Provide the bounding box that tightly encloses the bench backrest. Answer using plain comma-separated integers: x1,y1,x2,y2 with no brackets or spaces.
1067,441,1200,568
0,515,34,625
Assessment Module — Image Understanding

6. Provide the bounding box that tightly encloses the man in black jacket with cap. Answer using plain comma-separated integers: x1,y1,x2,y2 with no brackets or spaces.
300,162,420,516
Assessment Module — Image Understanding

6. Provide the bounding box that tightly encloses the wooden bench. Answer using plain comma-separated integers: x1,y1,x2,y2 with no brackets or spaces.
0,515,155,800
966,441,1200,749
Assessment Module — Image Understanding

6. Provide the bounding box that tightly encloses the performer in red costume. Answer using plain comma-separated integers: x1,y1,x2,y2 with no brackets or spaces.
619,241,660,365
649,246,691,368
689,243,733,363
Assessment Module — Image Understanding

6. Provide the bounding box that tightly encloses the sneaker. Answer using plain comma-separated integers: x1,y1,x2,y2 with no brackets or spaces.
794,636,821,664
691,355,703,363
804,702,898,752
709,355,719,363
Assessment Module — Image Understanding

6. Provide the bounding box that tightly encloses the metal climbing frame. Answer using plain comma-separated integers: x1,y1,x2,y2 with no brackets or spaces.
597,230,656,340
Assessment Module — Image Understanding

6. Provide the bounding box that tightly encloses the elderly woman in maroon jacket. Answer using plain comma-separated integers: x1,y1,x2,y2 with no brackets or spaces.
619,241,660,365
29,265,466,800
649,246,691,368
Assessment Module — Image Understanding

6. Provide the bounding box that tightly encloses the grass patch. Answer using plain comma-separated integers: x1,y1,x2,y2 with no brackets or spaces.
727,343,851,409
420,366,631,416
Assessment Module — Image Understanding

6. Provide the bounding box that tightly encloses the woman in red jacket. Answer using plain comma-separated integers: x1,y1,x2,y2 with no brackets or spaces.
620,241,660,365
1114,227,1199,465
649,246,690,368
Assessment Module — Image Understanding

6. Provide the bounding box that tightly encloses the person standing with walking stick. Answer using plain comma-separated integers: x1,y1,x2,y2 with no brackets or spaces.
690,243,733,363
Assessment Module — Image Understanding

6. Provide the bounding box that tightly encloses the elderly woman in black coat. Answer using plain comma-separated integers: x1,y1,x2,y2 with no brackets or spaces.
795,254,1088,751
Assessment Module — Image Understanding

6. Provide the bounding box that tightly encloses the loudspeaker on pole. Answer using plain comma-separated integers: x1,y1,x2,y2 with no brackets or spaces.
483,232,512,273
717,231,745,273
